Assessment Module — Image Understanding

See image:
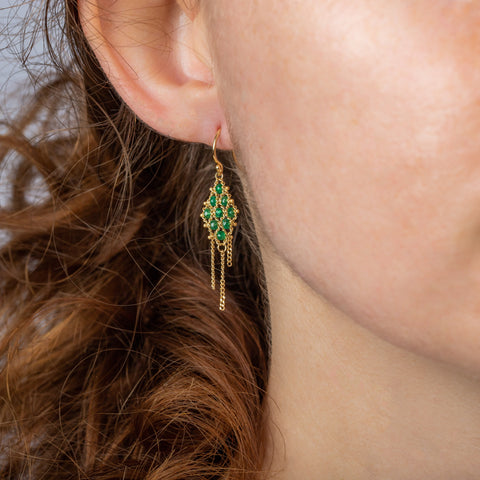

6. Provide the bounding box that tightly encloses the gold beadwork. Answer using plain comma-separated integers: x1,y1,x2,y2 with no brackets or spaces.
200,129,239,311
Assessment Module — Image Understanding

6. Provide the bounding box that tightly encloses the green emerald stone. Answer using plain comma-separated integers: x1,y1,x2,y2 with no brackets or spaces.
203,208,211,220
227,207,236,219
215,183,223,194
210,220,218,231
221,195,229,207
222,219,231,230
215,207,223,218
216,230,226,242
209,195,216,207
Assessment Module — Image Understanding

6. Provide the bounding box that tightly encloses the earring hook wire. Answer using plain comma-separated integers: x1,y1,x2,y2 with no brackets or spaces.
213,128,223,175
213,127,241,172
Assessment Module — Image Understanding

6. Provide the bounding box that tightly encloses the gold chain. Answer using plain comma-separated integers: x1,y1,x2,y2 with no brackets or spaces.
210,236,216,290
219,249,226,311
227,234,233,268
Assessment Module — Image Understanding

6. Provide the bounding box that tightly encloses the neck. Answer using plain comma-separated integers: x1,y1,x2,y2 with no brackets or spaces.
260,239,480,480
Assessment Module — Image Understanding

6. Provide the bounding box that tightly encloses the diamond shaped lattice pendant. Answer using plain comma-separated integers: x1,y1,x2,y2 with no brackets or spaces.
200,173,239,311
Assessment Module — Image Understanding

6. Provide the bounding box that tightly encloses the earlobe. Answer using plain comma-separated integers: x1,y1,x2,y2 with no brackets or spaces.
78,0,232,149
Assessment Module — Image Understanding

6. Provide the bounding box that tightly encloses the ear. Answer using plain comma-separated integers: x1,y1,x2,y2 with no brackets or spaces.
78,0,232,149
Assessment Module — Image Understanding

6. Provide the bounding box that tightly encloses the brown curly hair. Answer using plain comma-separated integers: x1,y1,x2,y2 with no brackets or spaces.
0,1,271,478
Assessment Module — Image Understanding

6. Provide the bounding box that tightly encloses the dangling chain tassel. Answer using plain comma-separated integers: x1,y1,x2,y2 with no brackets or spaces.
200,129,239,311
210,237,216,290
219,249,226,311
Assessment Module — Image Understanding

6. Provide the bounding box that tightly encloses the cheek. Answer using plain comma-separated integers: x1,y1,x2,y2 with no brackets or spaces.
211,1,480,372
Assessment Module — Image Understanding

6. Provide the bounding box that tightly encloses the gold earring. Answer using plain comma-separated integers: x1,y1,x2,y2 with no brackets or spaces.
200,128,239,311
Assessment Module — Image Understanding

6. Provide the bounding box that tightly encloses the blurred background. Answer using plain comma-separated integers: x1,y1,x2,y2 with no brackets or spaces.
0,1,52,241
1,1,43,128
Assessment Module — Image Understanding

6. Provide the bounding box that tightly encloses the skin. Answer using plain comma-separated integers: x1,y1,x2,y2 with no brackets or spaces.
80,0,480,477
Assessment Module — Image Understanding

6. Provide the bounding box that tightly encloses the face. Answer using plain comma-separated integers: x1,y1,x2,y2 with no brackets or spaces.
203,0,480,374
